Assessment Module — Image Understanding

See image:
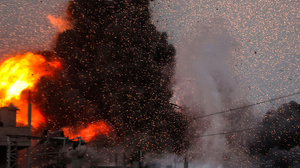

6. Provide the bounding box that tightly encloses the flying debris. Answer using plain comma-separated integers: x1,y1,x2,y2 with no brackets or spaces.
33,0,189,161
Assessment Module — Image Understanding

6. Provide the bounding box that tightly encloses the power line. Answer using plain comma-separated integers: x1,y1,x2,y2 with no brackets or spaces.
198,127,259,138
193,91,300,120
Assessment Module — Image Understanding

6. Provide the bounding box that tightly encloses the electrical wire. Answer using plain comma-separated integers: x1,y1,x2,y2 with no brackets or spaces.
192,91,300,137
198,127,259,138
193,91,300,120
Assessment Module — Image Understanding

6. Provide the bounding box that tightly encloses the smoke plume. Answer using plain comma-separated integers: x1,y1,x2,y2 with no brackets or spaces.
172,21,255,167
249,101,300,167
33,0,188,157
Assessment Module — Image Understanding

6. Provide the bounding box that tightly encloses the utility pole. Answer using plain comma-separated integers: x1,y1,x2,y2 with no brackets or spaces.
184,157,188,168
27,91,32,168
139,150,144,168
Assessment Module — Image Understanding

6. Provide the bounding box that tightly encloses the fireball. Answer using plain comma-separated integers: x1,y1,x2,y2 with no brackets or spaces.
0,52,61,128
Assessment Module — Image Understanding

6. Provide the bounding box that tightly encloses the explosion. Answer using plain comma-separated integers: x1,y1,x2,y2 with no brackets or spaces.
0,51,112,142
0,52,61,128
1,1,188,166
34,0,188,155
62,121,110,142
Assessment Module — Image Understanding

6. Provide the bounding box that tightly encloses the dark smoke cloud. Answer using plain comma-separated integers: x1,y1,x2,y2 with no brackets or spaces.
249,101,300,167
34,0,189,155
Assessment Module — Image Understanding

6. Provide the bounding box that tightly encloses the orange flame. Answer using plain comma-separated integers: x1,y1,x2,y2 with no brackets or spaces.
47,15,72,32
62,121,110,142
0,52,61,128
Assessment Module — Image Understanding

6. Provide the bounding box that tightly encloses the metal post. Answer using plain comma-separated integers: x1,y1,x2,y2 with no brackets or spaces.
139,150,142,168
7,136,18,168
27,91,32,168
115,153,118,166
78,137,81,152
63,138,66,158
7,136,11,168
184,157,188,168
123,153,126,168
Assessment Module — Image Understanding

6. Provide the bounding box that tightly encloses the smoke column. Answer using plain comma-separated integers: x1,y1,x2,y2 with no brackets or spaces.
172,21,255,167
33,0,188,157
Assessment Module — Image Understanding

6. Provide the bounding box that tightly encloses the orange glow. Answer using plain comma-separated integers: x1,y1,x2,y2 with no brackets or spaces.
62,121,110,142
0,52,61,127
47,15,72,32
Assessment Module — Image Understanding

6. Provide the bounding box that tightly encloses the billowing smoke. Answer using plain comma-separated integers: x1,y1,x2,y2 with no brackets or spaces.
171,21,256,167
33,0,188,156
249,101,300,167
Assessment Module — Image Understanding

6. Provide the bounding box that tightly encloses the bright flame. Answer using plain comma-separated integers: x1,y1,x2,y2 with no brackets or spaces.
0,52,61,127
62,121,110,142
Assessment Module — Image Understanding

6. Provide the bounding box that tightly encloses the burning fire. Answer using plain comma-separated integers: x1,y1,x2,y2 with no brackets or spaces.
0,52,110,141
62,121,110,142
0,52,61,127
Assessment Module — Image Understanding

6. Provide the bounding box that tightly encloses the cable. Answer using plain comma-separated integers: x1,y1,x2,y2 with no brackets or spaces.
198,127,259,138
193,91,300,120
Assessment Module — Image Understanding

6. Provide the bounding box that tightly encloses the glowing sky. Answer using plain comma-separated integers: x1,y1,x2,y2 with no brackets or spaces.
0,0,299,116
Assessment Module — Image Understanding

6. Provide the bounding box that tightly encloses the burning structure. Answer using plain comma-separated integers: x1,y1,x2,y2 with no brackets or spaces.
0,52,61,167
1,0,298,167
0,105,30,168
34,0,189,157
0,0,189,167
